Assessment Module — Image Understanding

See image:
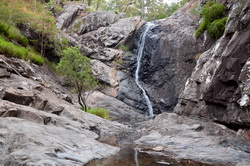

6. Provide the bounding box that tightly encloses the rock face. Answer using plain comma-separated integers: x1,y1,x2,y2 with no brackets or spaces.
175,1,250,128
56,5,146,117
56,4,86,30
135,113,250,166
0,55,128,165
117,0,212,113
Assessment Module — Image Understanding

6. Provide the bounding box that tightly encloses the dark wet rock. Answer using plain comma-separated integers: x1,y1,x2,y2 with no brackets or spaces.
117,0,212,113
175,0,250,128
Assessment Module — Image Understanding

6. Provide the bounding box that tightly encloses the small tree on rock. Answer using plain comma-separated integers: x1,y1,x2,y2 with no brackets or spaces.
57,46,98,111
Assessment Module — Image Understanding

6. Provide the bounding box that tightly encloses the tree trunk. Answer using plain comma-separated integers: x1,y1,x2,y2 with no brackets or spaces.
124,1,135,13
139,0,146,19
96,0,100,10
88,0,91,6
78,93,87,111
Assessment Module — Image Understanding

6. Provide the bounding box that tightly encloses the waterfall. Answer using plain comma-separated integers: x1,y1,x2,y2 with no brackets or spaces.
135,22,155,117
134,148,140,166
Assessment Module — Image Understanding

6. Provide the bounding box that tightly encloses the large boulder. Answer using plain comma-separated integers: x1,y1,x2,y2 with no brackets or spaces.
87,91,146,125
56,4,86,30
76,16,142,57
91,60,118,87
175,1,250,128
70,11,123,35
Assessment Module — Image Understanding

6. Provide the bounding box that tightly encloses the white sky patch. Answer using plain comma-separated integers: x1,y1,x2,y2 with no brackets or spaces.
163,0,181,5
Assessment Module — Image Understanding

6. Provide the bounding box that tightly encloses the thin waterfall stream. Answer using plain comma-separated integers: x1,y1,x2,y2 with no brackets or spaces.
135,22,155,117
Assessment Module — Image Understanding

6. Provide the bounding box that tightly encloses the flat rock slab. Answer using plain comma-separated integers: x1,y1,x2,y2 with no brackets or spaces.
135,113,250,166
0,116,119,166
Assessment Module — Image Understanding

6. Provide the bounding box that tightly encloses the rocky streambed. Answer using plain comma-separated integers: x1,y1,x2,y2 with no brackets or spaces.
0,54,250,165
1,0,250,165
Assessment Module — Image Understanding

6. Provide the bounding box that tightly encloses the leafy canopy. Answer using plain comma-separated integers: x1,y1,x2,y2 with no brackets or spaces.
56,46,98,111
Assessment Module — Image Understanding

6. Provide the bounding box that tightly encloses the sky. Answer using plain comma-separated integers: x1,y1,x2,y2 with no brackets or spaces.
163,0,181,5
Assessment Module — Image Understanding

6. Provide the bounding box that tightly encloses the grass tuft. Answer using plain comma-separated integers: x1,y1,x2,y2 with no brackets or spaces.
86,107,109,119
0,35,44,65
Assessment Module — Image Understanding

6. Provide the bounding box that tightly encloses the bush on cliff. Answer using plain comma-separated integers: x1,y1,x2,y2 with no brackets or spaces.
207,17,228,39
195,1,226,39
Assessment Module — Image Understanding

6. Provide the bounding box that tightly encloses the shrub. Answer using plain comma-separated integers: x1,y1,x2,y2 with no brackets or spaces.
195,1,226,38
0,22,8,33
207,17,228,39
29,53,44,65
54,6,64,13
86,107,109,119
0,36,44,64
0,36,28,59
195,20,207,37
0,21,29,47
201,1,225,22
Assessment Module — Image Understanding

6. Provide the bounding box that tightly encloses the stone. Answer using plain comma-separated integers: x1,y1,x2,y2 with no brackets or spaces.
71,11,122,35
3,87,34,106
174,0,250,128
135,112,250,165
90,48,123,62
43,102,65,116
0,68,10,78
63,11,142,57
56,4,86,30
0,54,129,165
86,91,146,125
152,146,165,152
91,60,119,87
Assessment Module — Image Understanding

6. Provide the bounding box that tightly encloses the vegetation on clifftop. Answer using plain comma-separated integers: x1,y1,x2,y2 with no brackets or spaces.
195,1,227,39
0,0,66,65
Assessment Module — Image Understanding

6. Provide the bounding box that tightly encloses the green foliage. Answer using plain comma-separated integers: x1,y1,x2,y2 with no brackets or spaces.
54,6,64,13
0,36,28,59
207,17,228,39
86,107,109,119
0,22,29,47
115,58,122,64
147,0,189,21
118,44,129,51
56,46,98,110
0,36,44,65
195,1,226,38
201,1,225,22
105,0,188,21
53,36,69,57
29,53,45,65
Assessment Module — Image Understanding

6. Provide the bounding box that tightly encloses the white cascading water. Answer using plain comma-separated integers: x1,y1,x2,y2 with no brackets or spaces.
135,22,155,117
134,148,140,166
